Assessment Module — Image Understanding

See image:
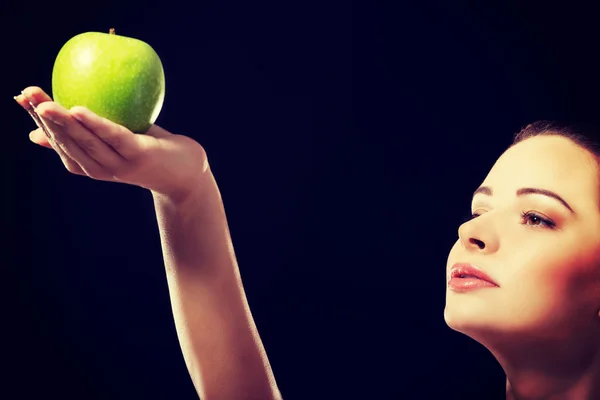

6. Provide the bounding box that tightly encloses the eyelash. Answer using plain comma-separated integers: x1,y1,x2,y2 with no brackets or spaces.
465,211,557,230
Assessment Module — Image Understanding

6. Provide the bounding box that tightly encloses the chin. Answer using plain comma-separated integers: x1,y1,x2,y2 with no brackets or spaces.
444,307,501,350
443,299,500,337
443,306,467,333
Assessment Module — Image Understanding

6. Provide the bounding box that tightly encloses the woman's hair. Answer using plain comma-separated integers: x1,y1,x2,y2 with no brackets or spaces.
512,120,600,162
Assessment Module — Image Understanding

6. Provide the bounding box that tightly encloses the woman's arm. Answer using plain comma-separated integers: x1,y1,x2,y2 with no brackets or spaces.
16,86,281,400
152,168,282,400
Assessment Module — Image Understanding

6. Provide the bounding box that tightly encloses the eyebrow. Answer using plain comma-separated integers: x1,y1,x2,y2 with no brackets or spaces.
472,186,576,215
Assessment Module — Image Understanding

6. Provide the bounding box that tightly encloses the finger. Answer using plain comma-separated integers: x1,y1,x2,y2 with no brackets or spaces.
36,102,121,180
38,120,87,176
21,86,53,106
16,90,88,176
15,94,56,149
41,132,87,176
14,93,50,137
69,106,155,160
37,102,127,173
25,101,87,176
29,128,53,149
15,93,81,173
14,93,32,109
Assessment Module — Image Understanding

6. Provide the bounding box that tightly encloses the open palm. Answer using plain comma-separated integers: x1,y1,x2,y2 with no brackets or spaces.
16,86,209,203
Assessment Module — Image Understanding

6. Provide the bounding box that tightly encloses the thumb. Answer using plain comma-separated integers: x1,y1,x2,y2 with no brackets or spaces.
143,124,173,139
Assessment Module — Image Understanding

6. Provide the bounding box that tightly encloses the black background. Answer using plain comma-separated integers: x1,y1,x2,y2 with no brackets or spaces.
4,1,600,399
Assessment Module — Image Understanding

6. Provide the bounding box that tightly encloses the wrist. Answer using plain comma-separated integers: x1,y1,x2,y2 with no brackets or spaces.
151,166,218,213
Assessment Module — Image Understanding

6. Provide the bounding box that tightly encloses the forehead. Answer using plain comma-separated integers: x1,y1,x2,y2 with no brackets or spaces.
482,135,600,207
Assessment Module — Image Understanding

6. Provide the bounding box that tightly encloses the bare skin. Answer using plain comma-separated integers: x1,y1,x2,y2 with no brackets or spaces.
15,86,282,400
19,85,600,399
445,135,600,399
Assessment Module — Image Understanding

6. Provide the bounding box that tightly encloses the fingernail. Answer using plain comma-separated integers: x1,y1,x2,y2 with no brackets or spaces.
22,90,41,108
14,94,27,109
18,92,52,138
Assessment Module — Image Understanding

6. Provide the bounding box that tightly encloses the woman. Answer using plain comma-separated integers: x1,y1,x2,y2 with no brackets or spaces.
445,121,600,399
15,86,600,399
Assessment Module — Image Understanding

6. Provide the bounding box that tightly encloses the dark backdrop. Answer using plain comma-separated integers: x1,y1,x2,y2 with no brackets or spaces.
3,1,599,399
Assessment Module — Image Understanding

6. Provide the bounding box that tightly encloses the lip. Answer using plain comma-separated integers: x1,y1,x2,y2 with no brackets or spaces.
448,263,499,291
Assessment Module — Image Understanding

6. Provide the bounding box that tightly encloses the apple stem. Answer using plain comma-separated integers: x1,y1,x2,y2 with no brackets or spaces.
109,28,115,35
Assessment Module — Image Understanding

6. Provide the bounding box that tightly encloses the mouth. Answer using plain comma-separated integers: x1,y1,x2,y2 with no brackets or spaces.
448,263,499,290
456,273,485,279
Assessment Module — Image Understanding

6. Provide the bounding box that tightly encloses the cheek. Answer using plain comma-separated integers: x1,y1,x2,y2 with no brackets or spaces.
500,251,599,339
514,250,569,286
508,250,588,311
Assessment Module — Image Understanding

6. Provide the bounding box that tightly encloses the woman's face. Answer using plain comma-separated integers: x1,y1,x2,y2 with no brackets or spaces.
445,135,600,344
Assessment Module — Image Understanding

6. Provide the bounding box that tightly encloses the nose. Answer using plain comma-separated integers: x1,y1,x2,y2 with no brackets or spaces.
467,237,485,249
458,217,498,253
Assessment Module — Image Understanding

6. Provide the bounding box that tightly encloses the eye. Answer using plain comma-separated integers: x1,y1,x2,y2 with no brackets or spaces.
463,211,557,230
520,211,556,229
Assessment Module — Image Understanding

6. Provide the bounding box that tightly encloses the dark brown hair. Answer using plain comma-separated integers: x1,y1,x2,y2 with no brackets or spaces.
512,120,600,162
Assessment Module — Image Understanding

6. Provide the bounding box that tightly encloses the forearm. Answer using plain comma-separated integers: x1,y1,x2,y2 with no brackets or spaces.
151,169,281,400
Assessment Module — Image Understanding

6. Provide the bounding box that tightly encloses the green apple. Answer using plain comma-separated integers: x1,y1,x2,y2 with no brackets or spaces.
52,28,165,134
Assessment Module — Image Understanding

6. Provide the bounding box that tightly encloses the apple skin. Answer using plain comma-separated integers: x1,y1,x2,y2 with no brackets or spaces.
52,30,165,134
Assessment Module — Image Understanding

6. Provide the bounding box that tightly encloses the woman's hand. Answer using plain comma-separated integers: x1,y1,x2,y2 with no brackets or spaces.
16,86,210,204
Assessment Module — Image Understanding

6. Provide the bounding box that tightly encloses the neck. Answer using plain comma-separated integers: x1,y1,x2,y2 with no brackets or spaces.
504,366,600,400
495,338,600,400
